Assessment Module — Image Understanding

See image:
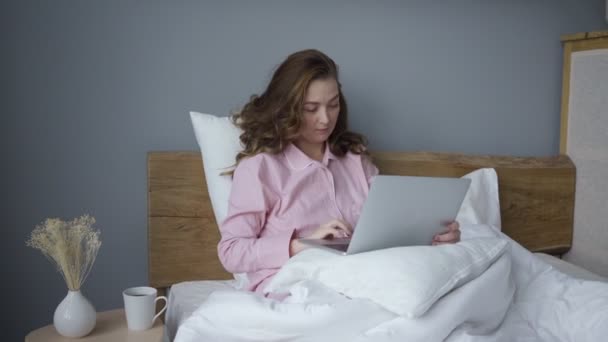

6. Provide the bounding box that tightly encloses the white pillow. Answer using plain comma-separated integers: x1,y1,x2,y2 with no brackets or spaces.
190,112,246,287
456,168,501,230
264,237,509,318
189,112,242,224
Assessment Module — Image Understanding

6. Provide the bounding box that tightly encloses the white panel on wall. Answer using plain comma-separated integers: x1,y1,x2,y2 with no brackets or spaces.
563,48,608,277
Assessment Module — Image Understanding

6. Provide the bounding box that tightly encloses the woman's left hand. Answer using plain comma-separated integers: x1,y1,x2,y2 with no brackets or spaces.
432,221,460,245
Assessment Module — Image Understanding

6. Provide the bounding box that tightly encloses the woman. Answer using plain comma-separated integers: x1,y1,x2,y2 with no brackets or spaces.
218,49,460,294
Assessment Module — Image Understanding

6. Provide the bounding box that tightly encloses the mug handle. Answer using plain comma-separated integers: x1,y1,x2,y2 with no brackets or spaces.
152,296,168,324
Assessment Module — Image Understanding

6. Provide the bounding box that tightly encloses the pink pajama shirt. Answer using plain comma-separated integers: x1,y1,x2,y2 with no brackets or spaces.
218,143,378,293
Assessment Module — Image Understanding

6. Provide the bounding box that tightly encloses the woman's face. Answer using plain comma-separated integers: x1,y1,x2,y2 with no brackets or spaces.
296,77,340,147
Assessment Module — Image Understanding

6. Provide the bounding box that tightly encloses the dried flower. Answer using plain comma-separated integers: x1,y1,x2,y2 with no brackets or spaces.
26,214,102,291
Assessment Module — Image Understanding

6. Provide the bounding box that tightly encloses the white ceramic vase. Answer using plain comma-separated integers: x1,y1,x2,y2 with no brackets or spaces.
53,290,96,338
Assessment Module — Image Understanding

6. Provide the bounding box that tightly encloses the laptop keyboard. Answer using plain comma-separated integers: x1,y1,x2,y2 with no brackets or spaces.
326,243,349,252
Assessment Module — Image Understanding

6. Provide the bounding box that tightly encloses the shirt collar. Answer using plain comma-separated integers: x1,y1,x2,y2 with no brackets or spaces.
283,143,337,170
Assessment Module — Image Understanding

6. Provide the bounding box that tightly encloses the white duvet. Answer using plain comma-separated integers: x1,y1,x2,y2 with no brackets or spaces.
174,225,608,342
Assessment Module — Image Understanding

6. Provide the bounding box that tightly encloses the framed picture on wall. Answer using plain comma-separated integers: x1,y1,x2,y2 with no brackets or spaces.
559,30,608,277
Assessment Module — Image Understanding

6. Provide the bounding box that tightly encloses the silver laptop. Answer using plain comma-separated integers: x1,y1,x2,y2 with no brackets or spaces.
299,175,471,255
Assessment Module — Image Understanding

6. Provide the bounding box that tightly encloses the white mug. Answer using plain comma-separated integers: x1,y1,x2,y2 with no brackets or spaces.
123,286,167,331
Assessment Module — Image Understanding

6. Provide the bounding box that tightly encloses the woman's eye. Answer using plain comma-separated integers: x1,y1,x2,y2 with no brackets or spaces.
329,103,339,109
304,107,317,112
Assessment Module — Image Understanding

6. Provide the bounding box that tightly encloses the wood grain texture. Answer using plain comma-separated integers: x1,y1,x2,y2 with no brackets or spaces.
570,36,608,53
149,217,231,287
25,309,163,342
561,30,608,42
148,151,575,288
148,152,232,288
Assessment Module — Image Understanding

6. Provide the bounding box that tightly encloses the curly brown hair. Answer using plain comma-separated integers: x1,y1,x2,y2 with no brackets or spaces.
228,49,367,174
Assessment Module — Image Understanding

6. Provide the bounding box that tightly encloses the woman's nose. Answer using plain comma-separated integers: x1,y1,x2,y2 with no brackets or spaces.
317,107,329,123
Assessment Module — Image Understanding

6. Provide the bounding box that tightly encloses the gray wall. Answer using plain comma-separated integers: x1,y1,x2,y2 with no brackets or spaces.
4,1,606,340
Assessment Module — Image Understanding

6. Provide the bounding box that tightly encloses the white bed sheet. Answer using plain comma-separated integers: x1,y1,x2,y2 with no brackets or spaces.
164,280,239,342
173,224,608,342
534,253,606,282
163,253,605,342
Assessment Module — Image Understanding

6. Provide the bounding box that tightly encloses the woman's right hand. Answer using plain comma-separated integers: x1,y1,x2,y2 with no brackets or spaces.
306,219,353,240
290,219,353,257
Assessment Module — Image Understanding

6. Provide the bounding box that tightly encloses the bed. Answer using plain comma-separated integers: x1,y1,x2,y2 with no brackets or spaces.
148,147,607,342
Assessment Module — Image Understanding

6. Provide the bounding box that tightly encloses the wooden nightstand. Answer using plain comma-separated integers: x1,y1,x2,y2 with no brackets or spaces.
25,309,164,341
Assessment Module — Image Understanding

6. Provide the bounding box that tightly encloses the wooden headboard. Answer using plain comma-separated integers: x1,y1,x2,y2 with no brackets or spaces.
148,151,575,289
